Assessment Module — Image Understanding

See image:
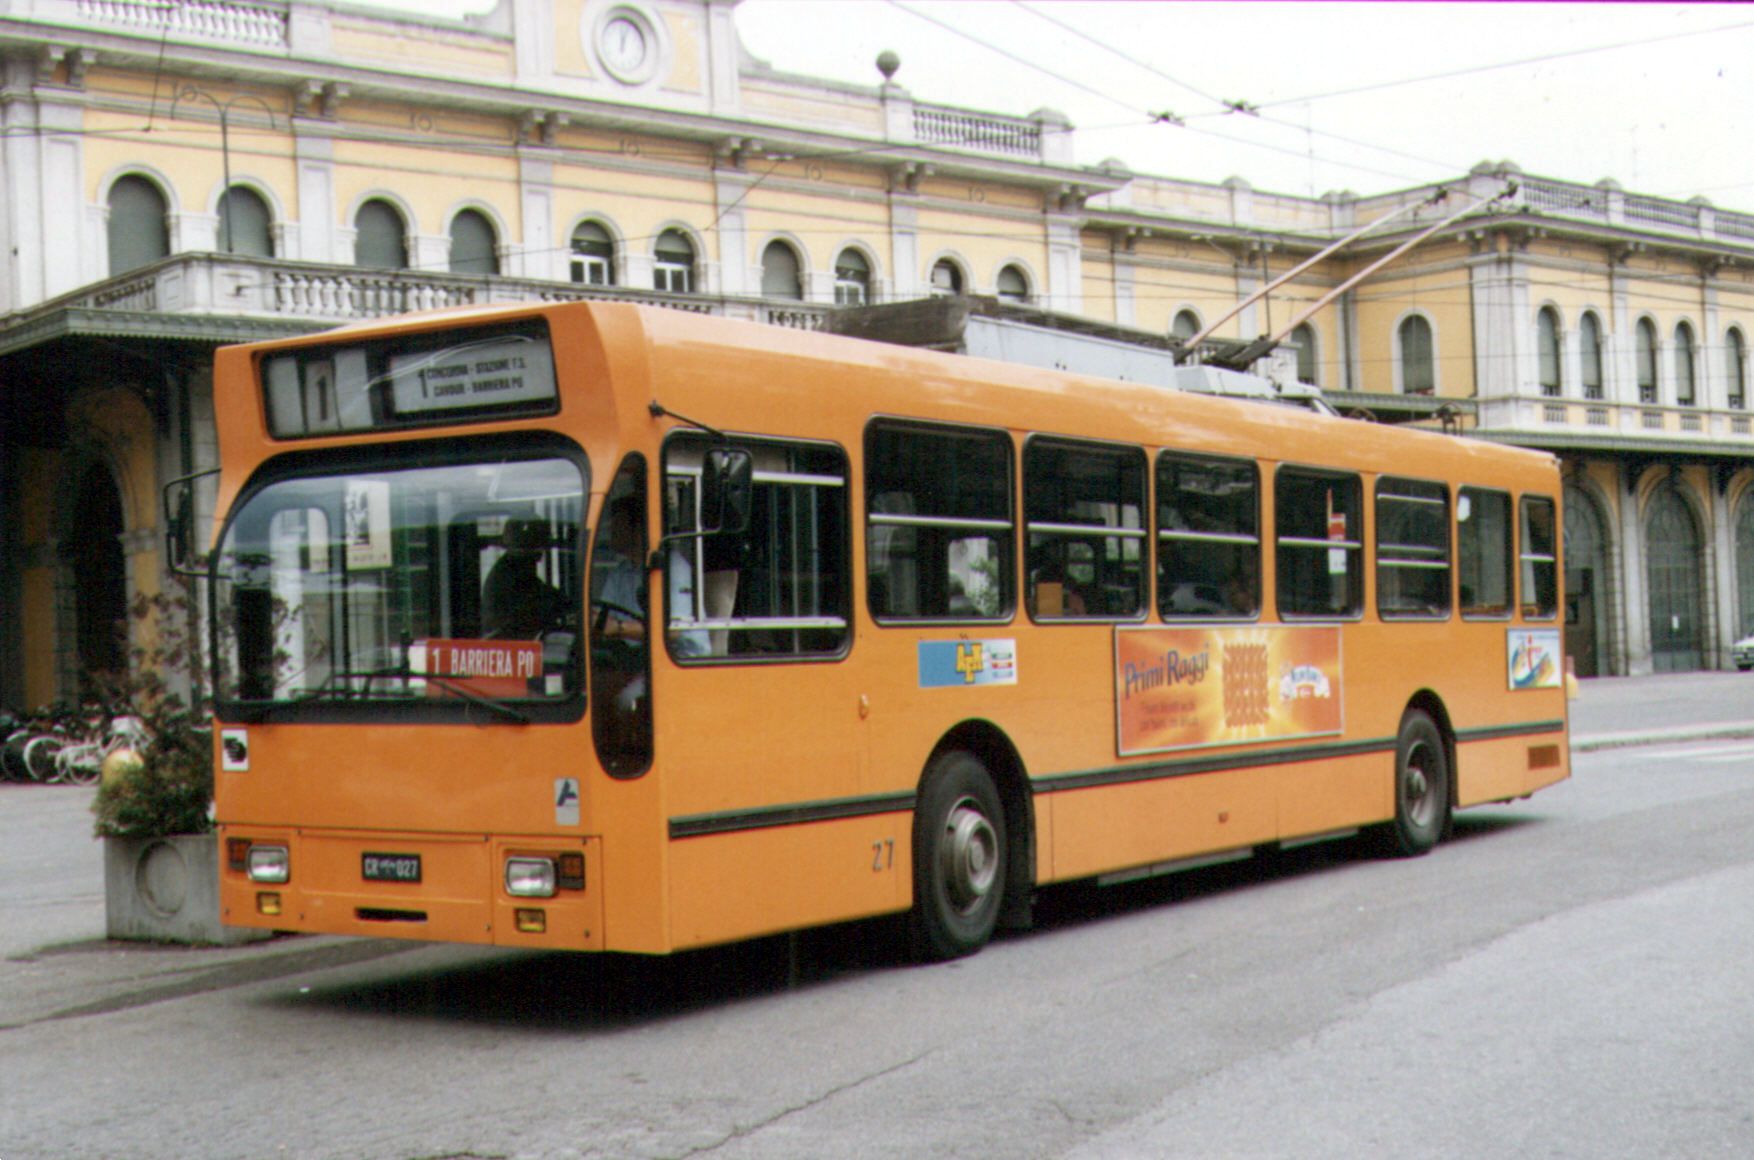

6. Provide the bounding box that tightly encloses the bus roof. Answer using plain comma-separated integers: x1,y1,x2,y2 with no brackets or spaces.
221,299,1559,486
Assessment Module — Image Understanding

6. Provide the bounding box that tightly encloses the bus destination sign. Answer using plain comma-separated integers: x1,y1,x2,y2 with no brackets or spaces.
409,638,544,699
390,336,557,416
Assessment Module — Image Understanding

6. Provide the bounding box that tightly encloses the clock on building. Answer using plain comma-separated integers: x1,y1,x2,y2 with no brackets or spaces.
594,7,659,85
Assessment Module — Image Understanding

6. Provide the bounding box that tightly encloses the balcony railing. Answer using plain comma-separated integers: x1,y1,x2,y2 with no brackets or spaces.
73,0,289,47
1515,175,1754,244
1477,394,1754,443
30,253,832,333
912,104,1042,159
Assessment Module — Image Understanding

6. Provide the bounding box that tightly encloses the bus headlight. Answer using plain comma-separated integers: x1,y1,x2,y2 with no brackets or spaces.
247,845,291,884
504,857,557,898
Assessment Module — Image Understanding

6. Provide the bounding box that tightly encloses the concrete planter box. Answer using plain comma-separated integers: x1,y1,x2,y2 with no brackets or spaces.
103,833,269,946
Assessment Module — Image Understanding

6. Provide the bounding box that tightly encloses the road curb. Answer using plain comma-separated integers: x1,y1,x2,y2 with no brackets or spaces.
1570,724,1754,754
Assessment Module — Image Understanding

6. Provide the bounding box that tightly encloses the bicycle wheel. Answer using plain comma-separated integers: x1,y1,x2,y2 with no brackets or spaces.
2,731,30,780
22,735,64,782
59,746,102,786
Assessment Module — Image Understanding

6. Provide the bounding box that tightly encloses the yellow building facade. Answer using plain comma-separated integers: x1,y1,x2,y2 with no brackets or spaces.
1,0,1752,710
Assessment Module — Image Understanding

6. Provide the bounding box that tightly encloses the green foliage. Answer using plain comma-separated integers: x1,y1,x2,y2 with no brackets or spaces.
91,580,214,838
91,711,213,838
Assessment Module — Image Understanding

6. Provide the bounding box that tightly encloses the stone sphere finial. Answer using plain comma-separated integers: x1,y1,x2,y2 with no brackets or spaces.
877,50,901,81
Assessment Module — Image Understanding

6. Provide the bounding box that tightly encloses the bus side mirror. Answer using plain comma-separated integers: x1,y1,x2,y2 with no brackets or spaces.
698,448,753,535
162,468,219,578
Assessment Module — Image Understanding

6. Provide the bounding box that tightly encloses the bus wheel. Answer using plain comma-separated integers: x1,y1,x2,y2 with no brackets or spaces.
911,750,1007,961
1377,709,1449,857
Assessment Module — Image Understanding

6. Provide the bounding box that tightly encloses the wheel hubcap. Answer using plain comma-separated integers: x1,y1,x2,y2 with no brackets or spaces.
940,796,998,914
1404,742,1433,824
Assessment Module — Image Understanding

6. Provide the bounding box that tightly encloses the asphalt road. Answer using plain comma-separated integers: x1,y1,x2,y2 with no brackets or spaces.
1,673,1751,1159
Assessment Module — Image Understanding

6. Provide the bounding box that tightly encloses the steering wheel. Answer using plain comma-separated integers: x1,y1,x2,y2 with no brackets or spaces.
592,598,645,636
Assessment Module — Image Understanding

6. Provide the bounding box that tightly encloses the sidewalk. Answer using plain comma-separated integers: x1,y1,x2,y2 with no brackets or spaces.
0,784,427,1033
1566,669,1754,752
2,670,1748,1030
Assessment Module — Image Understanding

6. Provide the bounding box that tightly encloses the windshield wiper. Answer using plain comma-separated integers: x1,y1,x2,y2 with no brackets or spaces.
421,674,532,724
286,662,531,723
291,665,415,703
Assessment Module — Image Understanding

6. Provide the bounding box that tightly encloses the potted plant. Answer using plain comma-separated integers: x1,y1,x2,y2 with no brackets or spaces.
92,586,266,945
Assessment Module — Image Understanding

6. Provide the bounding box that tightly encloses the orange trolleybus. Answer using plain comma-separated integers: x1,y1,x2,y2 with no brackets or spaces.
206,301,1569,960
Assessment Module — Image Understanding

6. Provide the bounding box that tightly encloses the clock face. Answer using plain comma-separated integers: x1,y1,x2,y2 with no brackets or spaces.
601,16,647,73
595,9,658,84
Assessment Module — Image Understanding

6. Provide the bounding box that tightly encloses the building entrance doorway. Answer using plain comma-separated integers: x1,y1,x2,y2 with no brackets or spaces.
68,463,128,699
1645,484,1704,673
1563,486,1609,677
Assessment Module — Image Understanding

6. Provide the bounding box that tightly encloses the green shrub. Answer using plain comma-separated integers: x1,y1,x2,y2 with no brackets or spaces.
90,580,215,838
92,706,213,838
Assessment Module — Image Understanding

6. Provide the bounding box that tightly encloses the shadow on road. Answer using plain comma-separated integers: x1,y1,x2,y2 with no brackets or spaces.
270,918,913,1031
265,811,1548,1030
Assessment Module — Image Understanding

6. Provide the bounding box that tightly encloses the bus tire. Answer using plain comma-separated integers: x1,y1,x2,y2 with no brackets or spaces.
1376,709,1449,857
910,750,1007,961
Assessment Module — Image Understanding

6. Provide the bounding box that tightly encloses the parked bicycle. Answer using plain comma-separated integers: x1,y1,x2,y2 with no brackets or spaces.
51,714,151,786
1,709,30,781
2,704,151,786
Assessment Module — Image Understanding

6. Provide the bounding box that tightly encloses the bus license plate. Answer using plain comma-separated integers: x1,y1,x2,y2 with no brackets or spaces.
362,853,422,883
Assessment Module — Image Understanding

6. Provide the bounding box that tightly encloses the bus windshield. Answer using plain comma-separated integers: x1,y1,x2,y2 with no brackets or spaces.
213,448,586,718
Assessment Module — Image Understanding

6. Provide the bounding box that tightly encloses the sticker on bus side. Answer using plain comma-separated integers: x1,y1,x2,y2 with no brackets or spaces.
1507,628,1562,690
918,640,1018,688
555,777,581,826
220,728,250,772
1114,625,1343,756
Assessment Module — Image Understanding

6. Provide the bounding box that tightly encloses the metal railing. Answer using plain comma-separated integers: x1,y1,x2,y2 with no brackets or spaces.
75,0,288,47
37,252,833,332
913,104,1041,159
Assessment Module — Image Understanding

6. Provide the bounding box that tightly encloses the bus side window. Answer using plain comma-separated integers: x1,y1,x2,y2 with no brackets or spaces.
866,421,1013,621
1157,452,1259,619
1276,467,1363,619
1519,494,1558,619
663,435,849,659
1458,486,1513,618
1376,477,1451,619
1025,438,1146,620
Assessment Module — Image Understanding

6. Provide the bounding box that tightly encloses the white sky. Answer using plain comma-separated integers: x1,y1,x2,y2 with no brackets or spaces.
372,1,1754,210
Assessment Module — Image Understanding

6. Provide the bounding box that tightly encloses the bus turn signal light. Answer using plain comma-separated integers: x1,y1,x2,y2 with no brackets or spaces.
556,852,585,890
514,908,547,933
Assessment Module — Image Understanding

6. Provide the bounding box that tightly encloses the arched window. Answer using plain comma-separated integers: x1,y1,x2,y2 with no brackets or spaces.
1674,321,1697,406
217,186,272,257
930,259,964,297
1171,309,1201,343
1290,322,1318,384
1580,312,1605,400
570,221,615,285
1636,318,1658,403
996,264,1030,303
1399,314,1435,394
653,229,694,293
449,209,499,276
354,199,408,270
1728,327,1747,410
1537,307,1562,397
834,249,871,305
107,175,169,276
760,240,802,300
